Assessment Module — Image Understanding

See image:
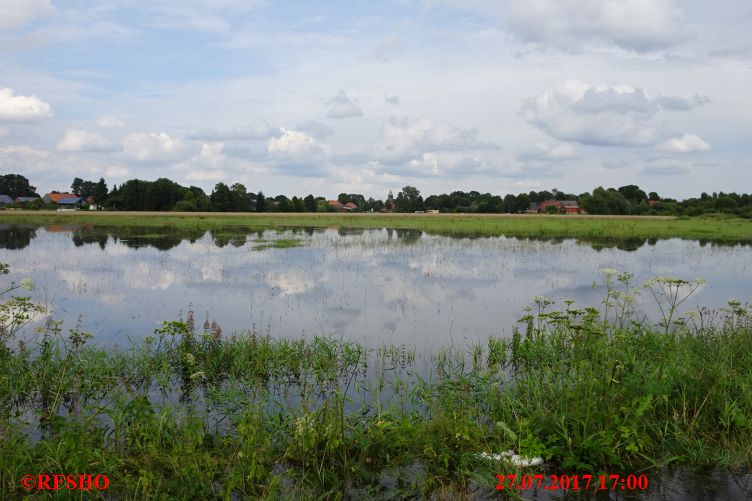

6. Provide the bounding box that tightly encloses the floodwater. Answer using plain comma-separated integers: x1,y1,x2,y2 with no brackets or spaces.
1,223,751,349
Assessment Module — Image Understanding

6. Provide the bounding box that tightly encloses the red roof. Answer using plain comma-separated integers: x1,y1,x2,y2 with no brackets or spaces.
44,193,76,203
327,200,343,207
344,202,357,209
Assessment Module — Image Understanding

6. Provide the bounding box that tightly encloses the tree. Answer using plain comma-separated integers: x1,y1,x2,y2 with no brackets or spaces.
94,178,108,203
255,191,267,212
0,174,38,198
71,177,84,196
304,194,317,212
396,186,424,212
210,183,235,212
230,183,252,212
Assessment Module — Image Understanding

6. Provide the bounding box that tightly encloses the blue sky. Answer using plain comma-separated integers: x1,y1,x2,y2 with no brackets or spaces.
1,0,751,198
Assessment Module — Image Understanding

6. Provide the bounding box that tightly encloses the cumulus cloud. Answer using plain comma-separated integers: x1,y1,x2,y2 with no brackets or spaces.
0,88,53,122
385,95,400,105
0,145,56,173
188,118,281,141
267,129,329,175
57,128,118,152
500,0,685,52
521,80,706,147
295,121,334,141
0,0,53,30
122,132,189,162
326,91,363,119
659,133,711,154
375,117,499,164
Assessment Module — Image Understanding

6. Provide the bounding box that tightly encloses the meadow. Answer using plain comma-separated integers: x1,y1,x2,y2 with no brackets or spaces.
2,210,752,242
1,266,750,499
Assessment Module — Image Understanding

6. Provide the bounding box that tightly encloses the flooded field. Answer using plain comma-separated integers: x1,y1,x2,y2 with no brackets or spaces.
1,223,751,348
1,223,752,499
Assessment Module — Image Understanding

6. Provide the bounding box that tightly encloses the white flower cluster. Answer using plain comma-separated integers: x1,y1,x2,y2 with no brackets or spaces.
477,450,544,467
20,278,34,290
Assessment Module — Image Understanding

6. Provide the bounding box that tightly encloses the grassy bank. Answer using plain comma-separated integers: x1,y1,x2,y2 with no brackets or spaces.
1,270,750,499
2,210,752,242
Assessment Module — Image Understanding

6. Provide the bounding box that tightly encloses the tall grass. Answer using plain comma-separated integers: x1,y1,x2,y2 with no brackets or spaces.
0,268,750,498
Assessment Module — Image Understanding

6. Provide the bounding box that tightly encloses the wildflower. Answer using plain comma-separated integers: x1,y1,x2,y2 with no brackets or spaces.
20,278,34,290
599,268,618,276
184,353,195,365
190,371,206,381
476,450,544,467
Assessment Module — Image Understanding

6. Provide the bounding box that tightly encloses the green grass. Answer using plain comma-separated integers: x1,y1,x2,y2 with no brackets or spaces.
1,269,751,498
2,210,752,242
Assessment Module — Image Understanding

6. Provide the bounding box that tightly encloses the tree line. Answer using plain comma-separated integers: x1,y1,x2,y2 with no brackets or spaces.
2,173,752,218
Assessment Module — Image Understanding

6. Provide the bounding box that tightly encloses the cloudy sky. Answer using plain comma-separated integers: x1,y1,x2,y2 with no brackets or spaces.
1,0,750,199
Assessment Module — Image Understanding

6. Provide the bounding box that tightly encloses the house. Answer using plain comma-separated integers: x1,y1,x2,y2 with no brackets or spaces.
536,199,580,214
43,192,77,204
525,203,539,214
56,197,83,211
327,200,357,212
14,196,39,204
0,195,13,204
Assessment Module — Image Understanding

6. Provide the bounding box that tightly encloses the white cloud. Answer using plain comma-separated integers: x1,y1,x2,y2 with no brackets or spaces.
0,0,53,30
375,117,499,164
0,145,56,173
500,0,685,52
96,116,125,128
659,133,711,154
521,80,706,147
57,128,118,152
385,95,400,105
188,118,281,141
295,121,334,141
267,129,329,175
326,91,363,119
516,142,577,162
122,132,189,162
0,88,53,122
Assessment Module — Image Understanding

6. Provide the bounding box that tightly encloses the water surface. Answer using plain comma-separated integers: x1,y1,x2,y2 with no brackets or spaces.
2,224,751,348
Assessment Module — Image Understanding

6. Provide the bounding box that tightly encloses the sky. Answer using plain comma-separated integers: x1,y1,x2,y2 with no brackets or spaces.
0,0,751,199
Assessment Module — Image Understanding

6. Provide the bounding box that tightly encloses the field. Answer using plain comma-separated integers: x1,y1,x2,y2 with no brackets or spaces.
2,210,752,241
1,215,752,498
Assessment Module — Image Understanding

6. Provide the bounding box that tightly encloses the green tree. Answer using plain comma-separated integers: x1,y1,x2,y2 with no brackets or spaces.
396,186,424,212
93,178,108,203
303,194,317,212
255,191,267,212
230,183,252,212
211,183,235,211
0,174,37,199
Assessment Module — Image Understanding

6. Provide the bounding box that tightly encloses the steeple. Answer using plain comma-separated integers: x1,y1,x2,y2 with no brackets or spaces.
387,190,393,201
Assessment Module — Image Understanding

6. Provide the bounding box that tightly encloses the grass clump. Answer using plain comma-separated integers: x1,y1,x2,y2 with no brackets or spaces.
0,265,750,498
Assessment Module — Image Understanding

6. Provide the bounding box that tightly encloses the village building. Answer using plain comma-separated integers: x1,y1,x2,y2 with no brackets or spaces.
381,191,397,213
327,200,358,212
56,196,84,211
532,199,581,214
14,196,39,204
43,192,77,205
0,195,13,204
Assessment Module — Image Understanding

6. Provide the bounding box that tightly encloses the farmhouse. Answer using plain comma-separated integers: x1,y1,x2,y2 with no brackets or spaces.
327,200,358,212
43,192,77,205
56,197,84,210
536,199,580,214
14,196,39,204
0,195,13,204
